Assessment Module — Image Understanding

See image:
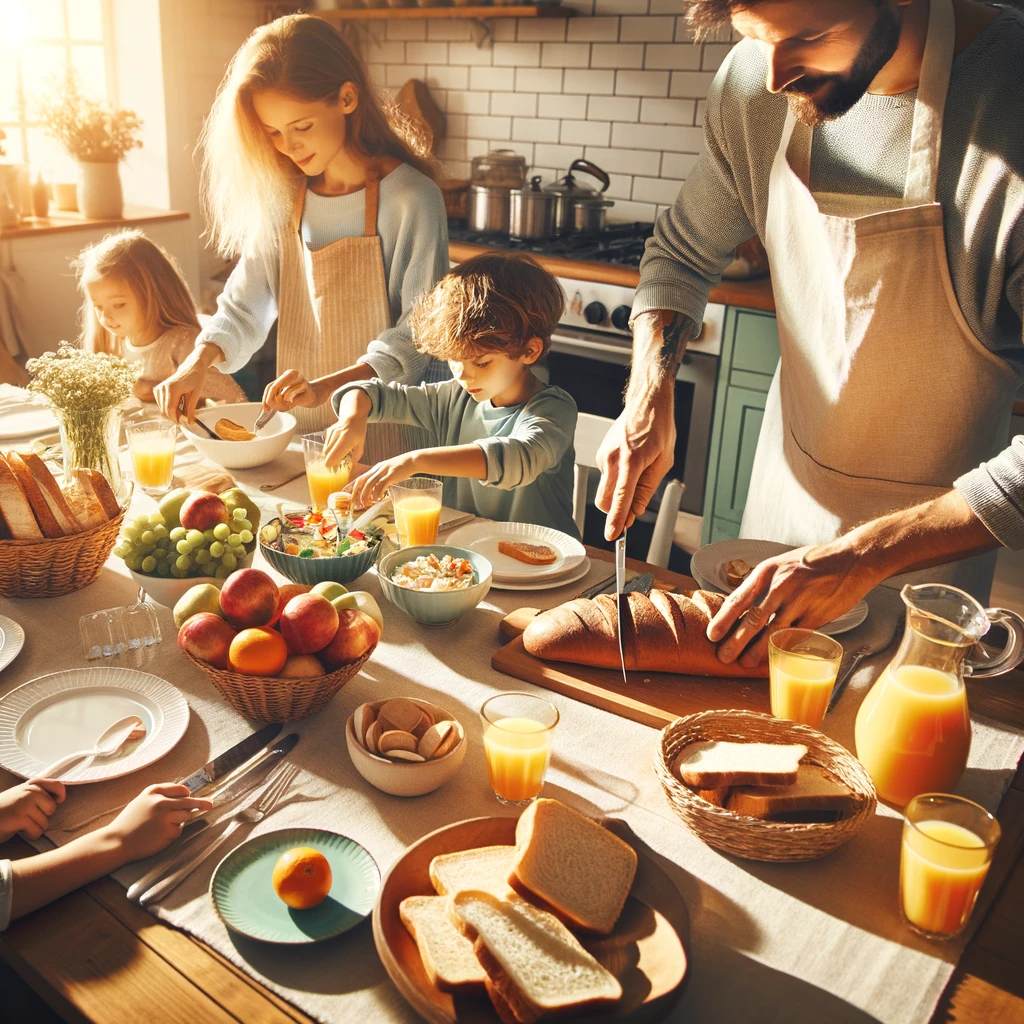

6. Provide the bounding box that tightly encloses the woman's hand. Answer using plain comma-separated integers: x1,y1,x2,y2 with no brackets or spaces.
101,784,213,863
263,370,322,412
0,779,66,842
348,454,417,509
154,343,224,423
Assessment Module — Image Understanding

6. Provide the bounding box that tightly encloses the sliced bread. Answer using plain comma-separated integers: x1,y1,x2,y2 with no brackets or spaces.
726,764,857,819
61,472,109,530
430,845,517,900
498,541,557,566
4,451,62,537
398,895,486,993
673,740,807,789
0,454,43,539
20,452,81,534
510,798,637,935
83,469,120,519
452,890,622,1022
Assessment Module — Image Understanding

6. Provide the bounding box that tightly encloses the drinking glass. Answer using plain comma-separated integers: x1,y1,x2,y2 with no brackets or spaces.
900,793,1000,940
481,693,559,805
768,628,843,729
302,433,351,510
391,477,442,548
126,419,177,497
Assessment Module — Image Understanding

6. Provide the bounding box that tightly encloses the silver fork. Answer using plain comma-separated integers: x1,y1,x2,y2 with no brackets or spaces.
133,763,299,907
254,407,275,433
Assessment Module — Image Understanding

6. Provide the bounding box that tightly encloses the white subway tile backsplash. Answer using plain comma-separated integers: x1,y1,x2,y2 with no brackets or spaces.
465,114,512,139
466,138,490,159
702,42,734,70
583,146,661,176
386,64,426,87
605,173,634,200
619,15,675,42
427,20,471,42
470,66,515,91
644,42,701,70
615,70,670,96
387,19,426,41
560,119,609,148
448,42,493,66
533,142,583,169
516,19,569,42
491,20,518,42
566,16,619,42
445,113,469,138
660,151,700,178
607,199,658,222
695,100,706,126
406,42,443,65
516,67,564,92
541,42,592,68
539,92,587,119
640,97,696,125
560,0,597,12
493,42,541,67
632,175,683,205
512,117,561,143
614,121,704,152
366,40,407,64
588,95,640,121
441,83,486,112
594,0,650,14
436,137,469,161
669,70,718,97
590,43,644,69
491,92,538,117
563,69,615,94
425,65,470,91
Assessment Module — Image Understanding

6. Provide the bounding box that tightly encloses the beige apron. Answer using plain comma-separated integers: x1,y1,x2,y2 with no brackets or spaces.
740,0,1018,603
277,176,424,462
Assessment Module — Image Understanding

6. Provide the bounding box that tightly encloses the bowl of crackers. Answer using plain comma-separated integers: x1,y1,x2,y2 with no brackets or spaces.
346,696,467,797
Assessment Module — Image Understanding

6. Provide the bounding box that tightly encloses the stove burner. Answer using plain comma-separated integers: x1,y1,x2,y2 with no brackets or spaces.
449,222,654,269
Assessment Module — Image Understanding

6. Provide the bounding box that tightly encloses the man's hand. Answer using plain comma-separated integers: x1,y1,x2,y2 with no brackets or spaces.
348,453,418,509
154,343,224,423
263,370,321,411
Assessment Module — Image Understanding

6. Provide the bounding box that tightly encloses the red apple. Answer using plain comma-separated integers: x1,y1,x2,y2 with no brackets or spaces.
179,491,230,531
320,609,380,669
219,568,279,629
280,594,339,655
270,583,313,627
178,613,237,669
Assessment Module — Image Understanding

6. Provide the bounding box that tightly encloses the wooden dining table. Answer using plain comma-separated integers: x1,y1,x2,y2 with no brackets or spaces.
1,545,1022,1024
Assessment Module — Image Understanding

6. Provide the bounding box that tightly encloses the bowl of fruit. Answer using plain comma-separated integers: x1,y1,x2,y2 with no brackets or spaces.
116,487,261,607
177,568,383,721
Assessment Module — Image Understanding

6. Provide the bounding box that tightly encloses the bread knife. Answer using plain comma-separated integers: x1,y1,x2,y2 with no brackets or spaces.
615,534,629,687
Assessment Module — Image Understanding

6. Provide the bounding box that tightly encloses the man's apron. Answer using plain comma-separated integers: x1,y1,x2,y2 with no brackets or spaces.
276,175,425,463
740,0,1018,603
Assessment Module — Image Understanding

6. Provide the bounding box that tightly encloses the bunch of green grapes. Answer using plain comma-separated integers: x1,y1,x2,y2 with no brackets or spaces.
114,508,255,580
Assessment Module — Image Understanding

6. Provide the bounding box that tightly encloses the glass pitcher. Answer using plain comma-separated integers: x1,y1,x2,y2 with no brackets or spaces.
854,584,1024,807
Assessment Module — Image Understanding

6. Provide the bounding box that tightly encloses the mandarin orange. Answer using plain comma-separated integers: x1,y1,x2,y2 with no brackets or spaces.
272,847,333,909
227,626,288,676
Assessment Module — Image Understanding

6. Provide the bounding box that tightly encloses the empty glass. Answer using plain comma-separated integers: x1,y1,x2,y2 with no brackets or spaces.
81,592,162,659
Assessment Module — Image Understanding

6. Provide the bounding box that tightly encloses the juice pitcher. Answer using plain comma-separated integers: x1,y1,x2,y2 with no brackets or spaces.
854,584,1024,807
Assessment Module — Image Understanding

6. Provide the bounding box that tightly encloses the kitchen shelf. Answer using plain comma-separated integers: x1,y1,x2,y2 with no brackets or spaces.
316,5,574,20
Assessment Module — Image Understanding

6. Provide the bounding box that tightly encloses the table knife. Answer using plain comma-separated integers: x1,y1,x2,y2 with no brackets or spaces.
178,722,283,797
615,534,629,687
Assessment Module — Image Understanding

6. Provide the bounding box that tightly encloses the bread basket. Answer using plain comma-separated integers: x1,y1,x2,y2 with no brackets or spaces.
656,709,876,862
185,644,377,722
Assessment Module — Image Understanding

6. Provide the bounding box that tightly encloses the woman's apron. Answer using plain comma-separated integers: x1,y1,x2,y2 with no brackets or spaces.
276,176,425,463
740,0,1018,603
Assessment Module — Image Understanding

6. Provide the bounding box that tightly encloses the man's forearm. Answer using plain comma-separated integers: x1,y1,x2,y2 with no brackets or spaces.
626,310,699,403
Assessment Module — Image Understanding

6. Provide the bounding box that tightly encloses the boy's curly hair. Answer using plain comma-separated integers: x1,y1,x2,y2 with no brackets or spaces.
411,252,564,362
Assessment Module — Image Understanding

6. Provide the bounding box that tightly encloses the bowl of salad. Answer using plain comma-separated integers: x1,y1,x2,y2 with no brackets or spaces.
258,506,385,586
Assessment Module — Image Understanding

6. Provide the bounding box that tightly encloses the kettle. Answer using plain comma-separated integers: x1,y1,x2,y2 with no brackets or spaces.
544,159,611,235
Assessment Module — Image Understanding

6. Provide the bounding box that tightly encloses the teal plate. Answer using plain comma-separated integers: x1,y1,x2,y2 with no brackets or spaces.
210,828,380,944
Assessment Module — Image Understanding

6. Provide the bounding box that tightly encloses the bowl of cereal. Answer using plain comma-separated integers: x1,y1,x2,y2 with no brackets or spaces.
377,546,492,626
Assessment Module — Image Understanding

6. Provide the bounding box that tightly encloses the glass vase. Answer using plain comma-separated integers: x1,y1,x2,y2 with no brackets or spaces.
57,404,124,497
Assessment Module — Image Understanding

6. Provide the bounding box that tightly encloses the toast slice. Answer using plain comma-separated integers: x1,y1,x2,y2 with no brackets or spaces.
498,541,558,566
726,764,857,820
673,740,807,789
452,891,622,1021
511,799,637,936
19,452,81,534
430,845,517,900
399,895,486,993
4,451,62,537
0,454,43,539
82,469,120,519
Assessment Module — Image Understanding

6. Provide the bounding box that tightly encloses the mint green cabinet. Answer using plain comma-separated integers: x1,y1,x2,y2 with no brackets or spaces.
701,307,780,545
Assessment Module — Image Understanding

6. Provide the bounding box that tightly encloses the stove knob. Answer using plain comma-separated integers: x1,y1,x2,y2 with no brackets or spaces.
611,304,632,331
583,301,606,325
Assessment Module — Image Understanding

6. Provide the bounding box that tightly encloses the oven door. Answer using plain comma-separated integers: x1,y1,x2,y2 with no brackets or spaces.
540,327,716,516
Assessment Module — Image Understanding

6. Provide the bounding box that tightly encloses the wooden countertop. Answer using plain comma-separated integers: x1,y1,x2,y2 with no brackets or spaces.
448,240,776,312
0,205,189,241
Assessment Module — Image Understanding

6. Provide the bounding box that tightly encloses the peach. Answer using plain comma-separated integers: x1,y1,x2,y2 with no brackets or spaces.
280,594,339,655
320,609,380,669
270,583,313,627
178,613,237,669
179,491,229,531
279,654,326,678
219,568,279,628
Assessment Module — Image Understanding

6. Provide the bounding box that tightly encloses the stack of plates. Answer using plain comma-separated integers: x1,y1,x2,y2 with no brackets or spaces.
446,522,590,591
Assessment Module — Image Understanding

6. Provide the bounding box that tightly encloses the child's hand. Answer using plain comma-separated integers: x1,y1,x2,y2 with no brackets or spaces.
264,370,320,411
349,454,417,509
324,391,372,469
0,779,66,842
101,784,213,863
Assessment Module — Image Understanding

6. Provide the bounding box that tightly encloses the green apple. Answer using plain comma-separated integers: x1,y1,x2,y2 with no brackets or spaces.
311,581,348,602
218,487,262,550
332,591,383,633
158,488,191,530
173,583,223,630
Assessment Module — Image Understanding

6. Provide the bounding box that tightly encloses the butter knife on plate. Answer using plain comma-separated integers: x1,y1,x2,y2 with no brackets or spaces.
615,533,629,687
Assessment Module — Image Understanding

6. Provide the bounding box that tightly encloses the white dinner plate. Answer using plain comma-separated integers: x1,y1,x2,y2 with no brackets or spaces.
0,667,190,784
690,539,869,637
0,401,59,440
446,521,586,582
489,556,591,592
0,614,26,674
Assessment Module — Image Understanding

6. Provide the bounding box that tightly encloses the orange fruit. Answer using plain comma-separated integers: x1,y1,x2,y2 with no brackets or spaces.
272,846,332,909
228,627,288,676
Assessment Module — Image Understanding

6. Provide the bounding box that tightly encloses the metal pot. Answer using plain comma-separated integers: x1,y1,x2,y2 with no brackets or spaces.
572,197,614,235
509,176,557,240
468,184,511,234
544,158,611,235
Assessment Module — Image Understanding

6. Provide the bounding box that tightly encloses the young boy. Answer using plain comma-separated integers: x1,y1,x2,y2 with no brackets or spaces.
0,777,212,930
326,253,579,537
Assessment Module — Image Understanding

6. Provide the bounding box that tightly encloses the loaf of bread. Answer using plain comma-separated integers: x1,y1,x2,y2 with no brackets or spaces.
522,590,767,678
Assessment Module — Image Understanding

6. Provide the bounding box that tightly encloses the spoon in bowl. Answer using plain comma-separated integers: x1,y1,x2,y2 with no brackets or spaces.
40,715,148,780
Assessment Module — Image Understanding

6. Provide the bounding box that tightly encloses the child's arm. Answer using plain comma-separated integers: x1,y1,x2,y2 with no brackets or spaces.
0,779,65,843
349,446,486,509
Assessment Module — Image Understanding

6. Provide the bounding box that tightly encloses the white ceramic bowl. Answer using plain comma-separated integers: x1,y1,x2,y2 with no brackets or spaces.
377,546,492,627
346,697,467,797
180,403,296,469
129,550,254,607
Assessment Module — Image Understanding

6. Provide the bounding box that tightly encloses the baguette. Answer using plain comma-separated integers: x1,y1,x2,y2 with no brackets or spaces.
3,451,62,537
19,452,81,534
521,589,767,677
61,473,108,530
399,895,487,993
726,765,857,819
0,454,43,539
83,469,120,519
673,740,807,789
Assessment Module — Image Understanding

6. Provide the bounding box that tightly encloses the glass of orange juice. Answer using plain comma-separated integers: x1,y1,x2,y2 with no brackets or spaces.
900,793,1000,940
126,419,177,497
391,477,442,548
302,433,351,510
768,628,843,729
481,693,559,805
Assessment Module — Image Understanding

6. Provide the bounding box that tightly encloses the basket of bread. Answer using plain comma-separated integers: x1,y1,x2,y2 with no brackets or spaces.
656,709,876,862
0,452,127,598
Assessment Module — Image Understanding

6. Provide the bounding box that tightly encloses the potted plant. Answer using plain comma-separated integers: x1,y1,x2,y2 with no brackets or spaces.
34,67,142,220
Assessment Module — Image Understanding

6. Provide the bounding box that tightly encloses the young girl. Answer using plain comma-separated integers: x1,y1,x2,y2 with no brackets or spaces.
154,13,449,460
75,230,247,406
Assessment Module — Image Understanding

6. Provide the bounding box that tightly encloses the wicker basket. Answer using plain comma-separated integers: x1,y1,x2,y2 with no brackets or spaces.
656,709,876,862
0,504,127,598
186,644,377,722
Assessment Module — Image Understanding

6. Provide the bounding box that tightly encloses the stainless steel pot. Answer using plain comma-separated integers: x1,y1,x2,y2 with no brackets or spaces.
509,176,557,240
572,197,614,235
468,184,511,234
544,158,611,235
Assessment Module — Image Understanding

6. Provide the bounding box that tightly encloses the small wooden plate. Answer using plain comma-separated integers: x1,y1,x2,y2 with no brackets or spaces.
372,815,688,1023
